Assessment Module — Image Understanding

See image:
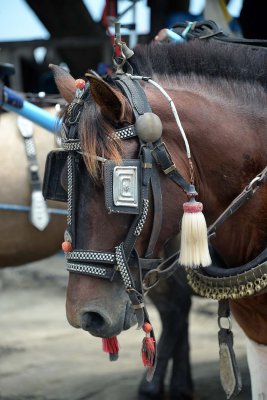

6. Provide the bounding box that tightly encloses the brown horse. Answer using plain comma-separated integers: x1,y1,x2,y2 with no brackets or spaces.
51,39,267,399
0,110,66,266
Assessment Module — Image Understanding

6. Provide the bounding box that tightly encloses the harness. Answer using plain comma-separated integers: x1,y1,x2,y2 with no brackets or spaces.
0,89,67,226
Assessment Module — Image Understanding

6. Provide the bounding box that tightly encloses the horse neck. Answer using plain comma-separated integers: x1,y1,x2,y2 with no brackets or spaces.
146,83,267,267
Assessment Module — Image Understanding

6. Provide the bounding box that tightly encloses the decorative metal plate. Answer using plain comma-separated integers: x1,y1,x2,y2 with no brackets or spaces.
113,166,138,208
104,159,141,214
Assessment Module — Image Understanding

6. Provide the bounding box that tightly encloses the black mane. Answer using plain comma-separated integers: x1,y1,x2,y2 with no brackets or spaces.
132,40,267,89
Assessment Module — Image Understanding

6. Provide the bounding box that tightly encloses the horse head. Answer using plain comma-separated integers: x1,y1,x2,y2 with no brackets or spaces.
50,38,267,344
47,36,267,398
50,64,192,339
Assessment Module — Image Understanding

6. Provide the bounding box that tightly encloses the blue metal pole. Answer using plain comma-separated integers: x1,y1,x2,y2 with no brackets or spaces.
2,87,62,133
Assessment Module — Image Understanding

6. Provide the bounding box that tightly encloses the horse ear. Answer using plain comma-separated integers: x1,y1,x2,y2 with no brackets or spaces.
86,74,124,122
49,64,76,103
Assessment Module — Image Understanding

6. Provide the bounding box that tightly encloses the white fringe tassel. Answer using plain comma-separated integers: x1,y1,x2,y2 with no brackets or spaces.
179,206,211,268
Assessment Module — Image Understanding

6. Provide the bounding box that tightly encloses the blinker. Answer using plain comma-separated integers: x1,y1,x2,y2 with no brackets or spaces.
135,112,162,143
42,150,68,202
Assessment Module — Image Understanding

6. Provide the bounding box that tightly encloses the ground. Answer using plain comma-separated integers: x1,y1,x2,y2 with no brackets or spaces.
0,255,251,400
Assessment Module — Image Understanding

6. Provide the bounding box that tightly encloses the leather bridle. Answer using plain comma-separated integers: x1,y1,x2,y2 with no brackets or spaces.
59,73,194,334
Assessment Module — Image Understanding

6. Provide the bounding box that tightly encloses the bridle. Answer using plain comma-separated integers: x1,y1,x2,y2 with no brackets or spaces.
43,70,199,378
57,73,195,342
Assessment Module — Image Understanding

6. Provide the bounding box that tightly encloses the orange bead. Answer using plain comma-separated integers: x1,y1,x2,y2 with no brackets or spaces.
62,241,72,252
75,79,85,90
143,322,153,333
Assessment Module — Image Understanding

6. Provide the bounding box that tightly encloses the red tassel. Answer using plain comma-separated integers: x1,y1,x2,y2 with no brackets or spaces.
142,337,155,368
102,337,119,361
141,323,156,369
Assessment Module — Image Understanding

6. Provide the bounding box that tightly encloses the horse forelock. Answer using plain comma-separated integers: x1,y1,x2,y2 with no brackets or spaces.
77,85,133,181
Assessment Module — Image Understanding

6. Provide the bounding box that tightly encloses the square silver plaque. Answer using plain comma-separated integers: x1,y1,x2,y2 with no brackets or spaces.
113,166,138,207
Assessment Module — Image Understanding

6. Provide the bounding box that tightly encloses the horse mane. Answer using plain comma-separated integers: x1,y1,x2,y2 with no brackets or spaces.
133,40,267,88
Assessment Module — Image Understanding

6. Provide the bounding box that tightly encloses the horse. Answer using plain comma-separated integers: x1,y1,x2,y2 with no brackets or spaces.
49,38,267,399
0,109,66,267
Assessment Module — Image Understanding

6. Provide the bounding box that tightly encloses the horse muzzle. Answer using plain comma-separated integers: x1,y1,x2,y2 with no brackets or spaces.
79,300,136,337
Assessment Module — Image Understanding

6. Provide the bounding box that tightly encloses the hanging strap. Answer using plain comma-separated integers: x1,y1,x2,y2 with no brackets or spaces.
17,116,50,231
218,300,242,399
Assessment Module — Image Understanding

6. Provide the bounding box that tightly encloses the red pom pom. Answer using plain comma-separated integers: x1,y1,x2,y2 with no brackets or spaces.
75,79,85,90
62,241,72,252
143,322,153,333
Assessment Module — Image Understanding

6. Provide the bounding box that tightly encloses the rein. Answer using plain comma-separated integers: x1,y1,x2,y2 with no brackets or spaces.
143,165,267,295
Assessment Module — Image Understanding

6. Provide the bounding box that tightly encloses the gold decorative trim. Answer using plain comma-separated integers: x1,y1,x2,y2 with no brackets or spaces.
186,262,267,300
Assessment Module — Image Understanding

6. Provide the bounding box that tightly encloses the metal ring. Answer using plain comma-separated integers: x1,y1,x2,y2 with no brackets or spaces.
246,176,260,191
142,270,159,291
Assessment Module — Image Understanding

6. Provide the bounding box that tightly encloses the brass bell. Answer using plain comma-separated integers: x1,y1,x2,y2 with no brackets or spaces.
135,112,163,143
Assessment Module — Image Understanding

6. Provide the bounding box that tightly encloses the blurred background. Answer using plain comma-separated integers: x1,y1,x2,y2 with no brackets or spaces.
0,1,265,399
1,0,267,93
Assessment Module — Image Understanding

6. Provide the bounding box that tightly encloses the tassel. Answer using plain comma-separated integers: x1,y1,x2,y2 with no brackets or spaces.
102,336,119,361
141,323,156,369
179,185,211,268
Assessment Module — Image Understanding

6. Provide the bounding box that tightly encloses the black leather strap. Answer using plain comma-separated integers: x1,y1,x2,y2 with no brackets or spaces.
123,145,152,259
208,165,267,238
145,165,163,257
172,20,267,49
218,300,242,399
113,74,152,119
152,142,191,193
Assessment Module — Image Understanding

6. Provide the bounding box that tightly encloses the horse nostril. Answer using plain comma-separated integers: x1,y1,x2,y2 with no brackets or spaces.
82,311,106,331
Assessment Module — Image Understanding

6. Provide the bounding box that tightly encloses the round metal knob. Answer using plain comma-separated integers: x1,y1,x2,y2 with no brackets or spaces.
135,112,163,143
